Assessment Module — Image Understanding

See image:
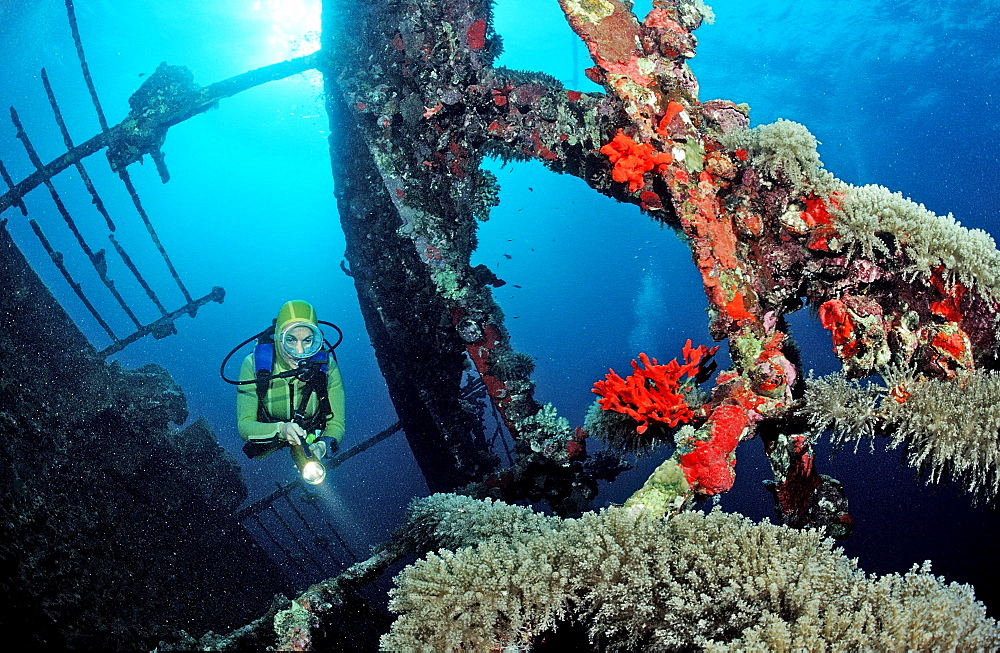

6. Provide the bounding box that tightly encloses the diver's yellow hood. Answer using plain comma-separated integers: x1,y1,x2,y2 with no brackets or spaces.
275,300,318,338
274,300,320,369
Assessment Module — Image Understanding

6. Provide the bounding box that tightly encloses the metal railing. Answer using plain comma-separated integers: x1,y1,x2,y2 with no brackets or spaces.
236,422,404,585
242,481,360,587
0,0,224,357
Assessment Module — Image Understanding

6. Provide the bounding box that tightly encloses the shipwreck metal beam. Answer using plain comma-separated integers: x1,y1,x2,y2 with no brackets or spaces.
0,52,321,215
323,81,498,491
320,0,629,512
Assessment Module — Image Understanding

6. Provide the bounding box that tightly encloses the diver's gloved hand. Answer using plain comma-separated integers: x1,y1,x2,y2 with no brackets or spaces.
308,439,339,460
309,439,341,460
279,421,307,445
309,440,327,460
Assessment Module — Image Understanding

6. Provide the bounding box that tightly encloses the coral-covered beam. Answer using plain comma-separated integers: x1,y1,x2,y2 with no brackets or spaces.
330,0,999,526
331,0,834,521
558,0,847,528
558,0,701,136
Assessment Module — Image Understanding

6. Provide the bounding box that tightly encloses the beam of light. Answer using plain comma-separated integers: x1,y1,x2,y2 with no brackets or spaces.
305,479,364,547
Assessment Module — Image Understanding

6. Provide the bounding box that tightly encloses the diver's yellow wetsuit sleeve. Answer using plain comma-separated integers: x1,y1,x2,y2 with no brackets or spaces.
322,359,346,444
236,354,283,443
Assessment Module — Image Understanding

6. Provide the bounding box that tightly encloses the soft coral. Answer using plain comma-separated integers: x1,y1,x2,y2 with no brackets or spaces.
593,339,717,434
600,129,673,192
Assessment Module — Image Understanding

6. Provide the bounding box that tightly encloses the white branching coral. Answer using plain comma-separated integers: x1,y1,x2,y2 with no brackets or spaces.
401,492,557,552
518,401,571,438
884,368,1000,499
718,560,994,652
802,368,1000,500
801,371,884,448
719,119,827,195
381,497,999,651
832,183,1000,303
683,0,715,25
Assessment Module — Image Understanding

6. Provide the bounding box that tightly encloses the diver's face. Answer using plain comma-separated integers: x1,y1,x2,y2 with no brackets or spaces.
282,326,316,366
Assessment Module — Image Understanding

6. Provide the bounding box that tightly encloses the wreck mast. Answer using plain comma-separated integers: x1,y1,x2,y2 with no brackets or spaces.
320,2,500,492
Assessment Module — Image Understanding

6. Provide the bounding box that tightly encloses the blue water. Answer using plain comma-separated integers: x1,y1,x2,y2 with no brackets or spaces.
2,0,998,619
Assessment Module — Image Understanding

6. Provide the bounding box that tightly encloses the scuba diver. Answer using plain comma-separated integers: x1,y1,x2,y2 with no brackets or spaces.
222,300,345,483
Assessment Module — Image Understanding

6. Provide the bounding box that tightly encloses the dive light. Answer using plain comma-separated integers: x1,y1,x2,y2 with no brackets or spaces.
290,443,327,485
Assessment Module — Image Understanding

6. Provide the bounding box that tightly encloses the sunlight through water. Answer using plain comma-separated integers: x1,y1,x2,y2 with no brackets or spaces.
252,0,321,72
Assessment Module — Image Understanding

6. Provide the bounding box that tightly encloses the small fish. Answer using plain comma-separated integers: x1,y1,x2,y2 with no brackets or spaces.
138,72,146,77
503,253,512,259
513,284,522,288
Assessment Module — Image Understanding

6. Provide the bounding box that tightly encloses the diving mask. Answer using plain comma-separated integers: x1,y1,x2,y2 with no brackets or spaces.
279,321,323,362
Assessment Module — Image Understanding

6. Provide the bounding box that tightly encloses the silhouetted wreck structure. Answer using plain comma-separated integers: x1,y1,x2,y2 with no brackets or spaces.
0,2,270,648
0,222,292,648
0,2,225,356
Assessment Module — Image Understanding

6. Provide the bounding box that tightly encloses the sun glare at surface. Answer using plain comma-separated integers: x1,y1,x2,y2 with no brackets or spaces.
252,0,321,62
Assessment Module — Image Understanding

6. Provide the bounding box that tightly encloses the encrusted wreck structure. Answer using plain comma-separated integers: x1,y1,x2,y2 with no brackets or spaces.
3,0,1000,649
270,0,1000,647
325,0,1000,532
0,225,289,648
